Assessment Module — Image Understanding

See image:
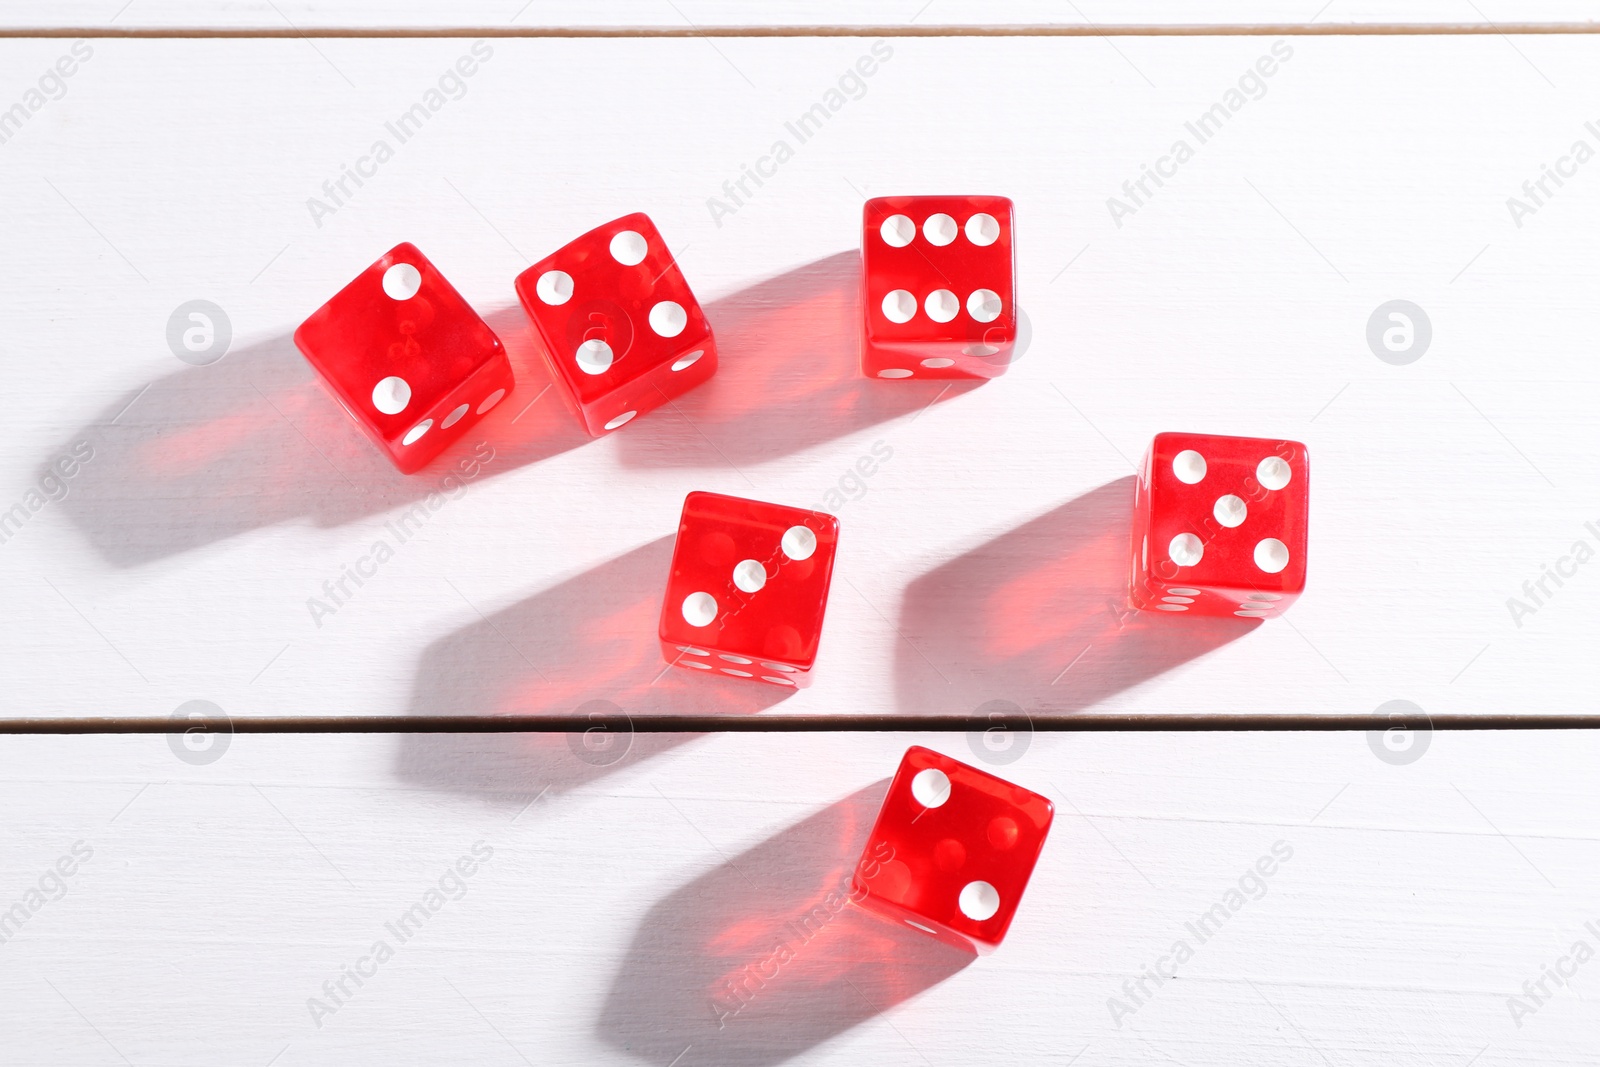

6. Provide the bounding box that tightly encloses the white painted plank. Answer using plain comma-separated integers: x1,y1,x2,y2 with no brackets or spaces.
0,34,1594,721
0,729,1595,1064
4,1,1600,31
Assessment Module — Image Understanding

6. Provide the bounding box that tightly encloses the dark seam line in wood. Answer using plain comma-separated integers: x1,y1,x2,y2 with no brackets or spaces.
0,714,1593,733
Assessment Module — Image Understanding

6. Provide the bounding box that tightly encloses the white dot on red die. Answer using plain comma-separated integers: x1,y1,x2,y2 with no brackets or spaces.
1172,450,1206,484
921,357,955,368
1214,495,1247,528
781,525,817,560
925,290,959,323
575,339,614,375
878,368,913,378
967,289,1002,323
959,880,1001,921
476,388,505,414
382,263,422,301
649,301,687,338
603,410,636,430
732,559,766,593
965,213,1000,245
371,376,411,415
441,403,469,429
1255,538,1290,573
880,214,916,247
609,230,648,266
535,270,573,305
882,289,917,324
1169,533,1203,567
1169,587,1201,596
911,768,951,808
923,213,958,246
681,592,717,627
1257,456,1292,491
401,419,432,445
671,349,705,371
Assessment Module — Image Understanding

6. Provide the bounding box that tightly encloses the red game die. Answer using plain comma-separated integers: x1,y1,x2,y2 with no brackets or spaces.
852,746,1053,953
1129,432,1310,618
860,195,1016,380
295,243,514,474
657,491,839,686
515,212,717,435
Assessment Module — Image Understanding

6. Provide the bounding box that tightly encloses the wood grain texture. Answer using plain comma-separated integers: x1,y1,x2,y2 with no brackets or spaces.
0,729,1594,1064
0,33,1595,724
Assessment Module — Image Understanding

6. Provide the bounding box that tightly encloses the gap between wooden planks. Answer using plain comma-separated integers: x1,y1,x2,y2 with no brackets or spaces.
3,23,1600,37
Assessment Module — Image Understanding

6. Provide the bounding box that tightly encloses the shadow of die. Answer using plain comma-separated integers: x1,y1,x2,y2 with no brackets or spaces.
397,537,791,802
897,477,1259,719
615,251,976,471
50,306,586,567
596,781,974,1067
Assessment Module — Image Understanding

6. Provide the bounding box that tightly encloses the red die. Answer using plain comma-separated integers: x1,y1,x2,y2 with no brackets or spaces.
853,746,1053,953
295,243,514,474
515,212,717,436
657,491,838,686
860,195,1017,381
1129,432,1310,618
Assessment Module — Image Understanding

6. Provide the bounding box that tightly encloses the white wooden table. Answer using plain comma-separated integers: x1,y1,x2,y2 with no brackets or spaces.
1,7,1597,1063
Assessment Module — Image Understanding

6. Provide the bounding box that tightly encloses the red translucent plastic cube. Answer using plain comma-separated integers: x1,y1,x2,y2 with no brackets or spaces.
657,491,839,687
515,212,717,436
294,242,514,474
1129,432,1310,618
853,746,1053,953
860,195,1016,381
